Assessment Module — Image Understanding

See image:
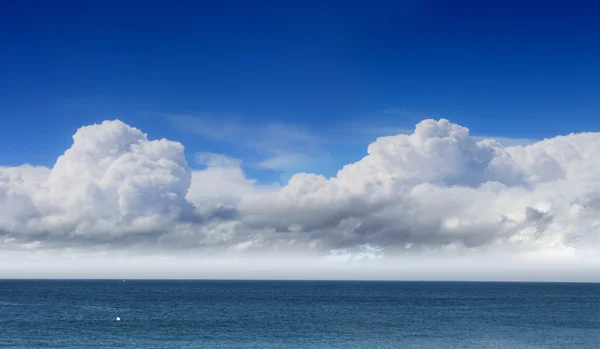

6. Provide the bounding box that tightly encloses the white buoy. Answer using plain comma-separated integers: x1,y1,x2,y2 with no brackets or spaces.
116,317,121,321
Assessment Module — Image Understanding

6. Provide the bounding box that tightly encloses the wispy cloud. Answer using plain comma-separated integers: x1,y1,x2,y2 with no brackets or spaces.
168,113,246,142
168,114,329,178
196,152,242,168
257,154,314,171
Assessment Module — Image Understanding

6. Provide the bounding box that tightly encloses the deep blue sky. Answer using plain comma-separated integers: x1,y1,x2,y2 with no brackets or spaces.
1,0,599,181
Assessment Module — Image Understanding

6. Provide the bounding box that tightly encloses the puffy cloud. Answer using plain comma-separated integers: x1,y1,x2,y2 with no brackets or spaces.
1,120,193,247
1,118,600,259
237,119,600,254
187,153,277,214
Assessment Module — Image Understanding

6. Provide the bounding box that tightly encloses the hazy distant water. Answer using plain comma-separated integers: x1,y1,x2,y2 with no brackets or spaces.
1,280,599,348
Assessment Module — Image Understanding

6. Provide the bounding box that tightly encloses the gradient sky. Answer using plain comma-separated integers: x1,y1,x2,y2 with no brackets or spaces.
2,0,600,182
1,0,600,279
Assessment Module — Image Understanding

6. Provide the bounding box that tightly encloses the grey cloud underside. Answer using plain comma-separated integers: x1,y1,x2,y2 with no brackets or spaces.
1,119,600,256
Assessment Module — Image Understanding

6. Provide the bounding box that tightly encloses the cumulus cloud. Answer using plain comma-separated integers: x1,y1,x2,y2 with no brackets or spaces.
237,119,600,255
1,118,599,261
1,120,194,247
187,153,277,213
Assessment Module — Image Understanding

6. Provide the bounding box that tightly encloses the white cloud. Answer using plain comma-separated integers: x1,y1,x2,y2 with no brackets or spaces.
471,135,537,147
187,153,278,212
236,119,600,255
1,120,193,246
257,154,312,171
1,118,600,278
196,152,242,168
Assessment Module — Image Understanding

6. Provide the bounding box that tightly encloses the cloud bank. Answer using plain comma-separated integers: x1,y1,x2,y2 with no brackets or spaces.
1,119,599,272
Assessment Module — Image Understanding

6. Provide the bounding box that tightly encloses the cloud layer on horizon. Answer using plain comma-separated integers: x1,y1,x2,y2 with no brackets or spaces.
1,119,599,259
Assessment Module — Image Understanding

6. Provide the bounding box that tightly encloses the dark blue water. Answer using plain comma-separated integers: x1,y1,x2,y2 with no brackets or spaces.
1,280,599,348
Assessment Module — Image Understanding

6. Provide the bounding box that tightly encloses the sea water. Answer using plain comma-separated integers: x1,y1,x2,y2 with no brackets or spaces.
1,280,599,348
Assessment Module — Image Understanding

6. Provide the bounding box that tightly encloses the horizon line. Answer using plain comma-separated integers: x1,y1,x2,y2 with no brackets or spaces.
1,278,599,284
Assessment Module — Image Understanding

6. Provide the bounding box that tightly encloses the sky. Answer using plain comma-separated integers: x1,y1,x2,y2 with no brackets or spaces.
1,0,600,280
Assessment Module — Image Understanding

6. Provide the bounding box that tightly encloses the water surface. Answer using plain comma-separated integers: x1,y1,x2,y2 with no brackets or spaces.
1,280,599,348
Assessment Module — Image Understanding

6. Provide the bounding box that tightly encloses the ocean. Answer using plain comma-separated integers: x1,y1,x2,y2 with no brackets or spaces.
0,280,599,348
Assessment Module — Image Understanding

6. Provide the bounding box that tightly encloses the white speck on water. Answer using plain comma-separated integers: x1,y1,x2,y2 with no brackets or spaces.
116,317,121,321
